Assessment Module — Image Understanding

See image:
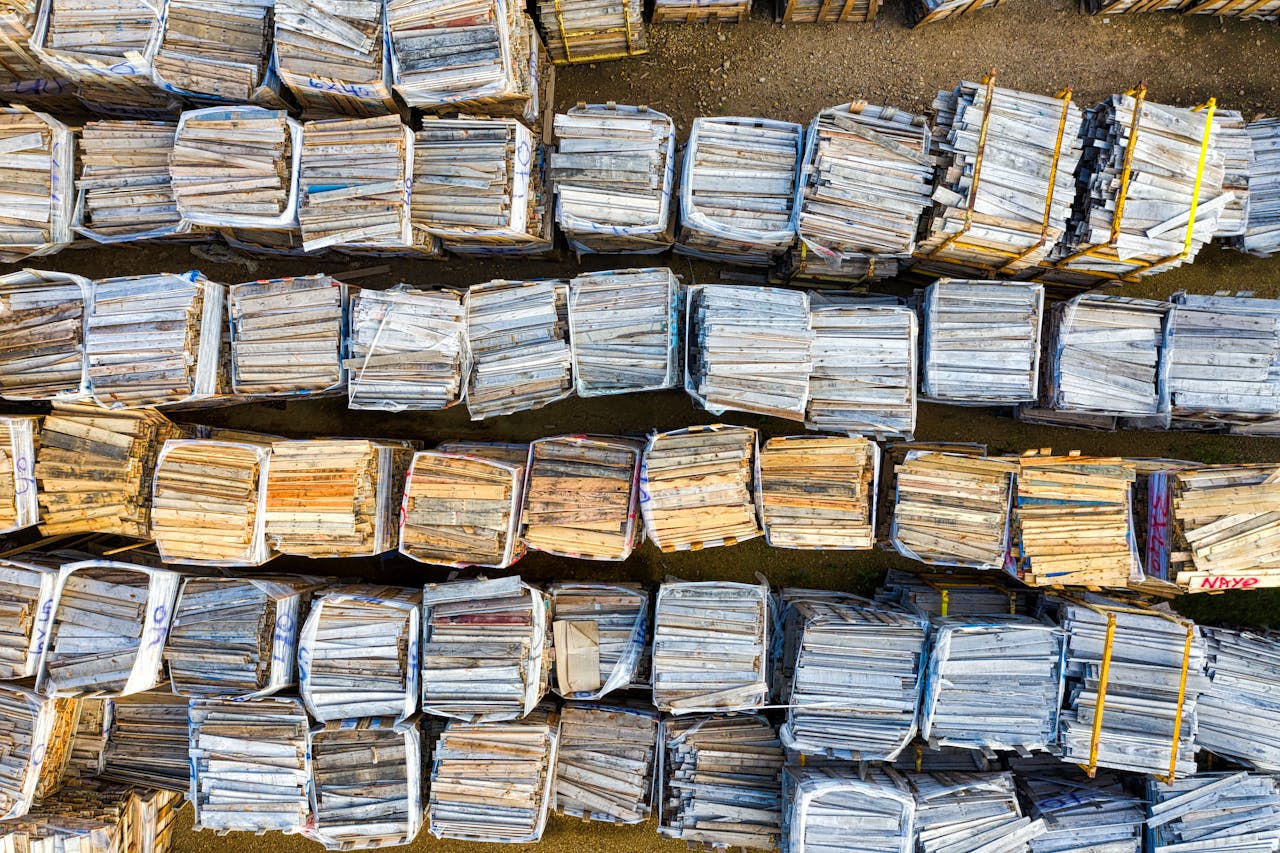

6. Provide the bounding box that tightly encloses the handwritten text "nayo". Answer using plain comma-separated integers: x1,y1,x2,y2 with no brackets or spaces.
1196,576,1261,590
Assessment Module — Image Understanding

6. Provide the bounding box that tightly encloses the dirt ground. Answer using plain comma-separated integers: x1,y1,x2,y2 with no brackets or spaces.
6,0,1280,849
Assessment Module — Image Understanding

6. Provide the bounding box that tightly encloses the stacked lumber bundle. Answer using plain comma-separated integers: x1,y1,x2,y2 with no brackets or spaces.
907,0,1009,24
521,436,642,560
0,0,73,108
1146,773,1280,853
0,108,73,262
166,576,317,698
297,115,414,251
549,582,648,699
1081,0,1184,12
85,273,225,409
308,718,423,849
435,441,529,465
1040,294,1169,423
1051,92,1225,282
420,577,550,722
916,81,1082,276
0,555,57,678
73,120,185,243
65,697,108,782
37,561,180,698
1,779,183,853
1012,453,1139,588
651,0,750,22
911,773,1045,853
427,704,559,843
1164,293,1280,428
1238,118,1280,256
640,425,761,551
1210,110,1251,239
399,449,524,569
1012,760,1144,853
919,618,1064,753
170,107,299,229
535,0,646,63
1184,0,1280,15
298,586,421,722
777,0,879,22
676,117,802,265
35,406,186,538
686,284,811,420
228,275,348,397
189,697,312,833
651,580,769,714
782,766,914,853
550,103,676,254
554,704,656,824
657,715,783,850
346,286,468,411
774,588,867,703
805,298,917,439
149,439,274,566
264,439,410,558
795,103,934,281
0,685,77,819
412,117,553,255
1165,463,1280,591
876,568,1027,618
98,691,191,792
0,417,40,535
465,279,572,419
758,435,877,550
0,270,90,402
1057,597,1206,778
779,598,928,760
1198,627,1280,770
149,0,275,103
567,267,680,397
890,452,1016,570
920,280,1044,405
273,0,394,117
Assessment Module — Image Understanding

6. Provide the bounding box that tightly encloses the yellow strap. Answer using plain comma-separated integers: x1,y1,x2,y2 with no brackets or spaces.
1182,98,1217,259
552,0,572,62
915,744,923,772
1163,624,1195,782
1085,613,1117,777
923,72,996,261
1008,592,1017,615
1109,85,1147,245
621,0,635,53
939,588,949,617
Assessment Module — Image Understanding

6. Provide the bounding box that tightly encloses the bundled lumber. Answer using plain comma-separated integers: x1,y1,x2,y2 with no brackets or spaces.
796,103,933,281
273,0,395,117
1184,0,1280,14
73,120,186,243
676,117,802,265
1057,596,1207,778
1164,293,1280,428
640,425,761,551
521,436,642,560
892,742,992,772
1165,463,1280,591
37,561,180,698
399,449,524,569
920,280,1044,405
35,406,185,538
166,576,319,698
549,582,648,699
651,0,749,22
535,0,646,63
651,580,768,714
189,697,312,833
1198,627,1280,770
554,703,656,824
220,224,307,256
1238,118,1280,255
297,115,413,251
0,779,183,853
774,587,867,705
686,284,811,420
170,106,300,229
758,435,877,550
308,717,424,849
0,0,74,109
346,286,468,411
412,117,553,255
0,417,40,536
298,586,420,722
228,274,348,397
1012,453,1139,588
0,555,57,679
435,441,529,466
1211,110,1251,239
920,617,1064,753
1146,772,1280,853
779,598,928,760
907,0,1008,23
1012,759,1144,853
0,685,78,819
149,0,275,103
1051,91,1225,281
911,772,1045,853
98,690,190,793
0,270,90,403
465,278,572,420
658,715,783,850
916,81,1082,276
567,267,680,397
65,698,108,782
421,576,550,722
875,568,1028,618
873,442,987,545
783,766,913,853
150,439,273,566
0,108,73,263
777,0,879,22
890,452,1016,571
550,103,676,254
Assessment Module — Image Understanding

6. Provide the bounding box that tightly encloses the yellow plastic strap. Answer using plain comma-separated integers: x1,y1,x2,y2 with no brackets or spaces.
552,0,572,62
915,745,923,772
939,588,949,617
1182,98,1217,259
1109,85,1146,245
1041,88,1073,238
621,0,634,53
1085,613,1117,777
1008,592,1017,615
1163,624,1195,782
924,72,996,260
